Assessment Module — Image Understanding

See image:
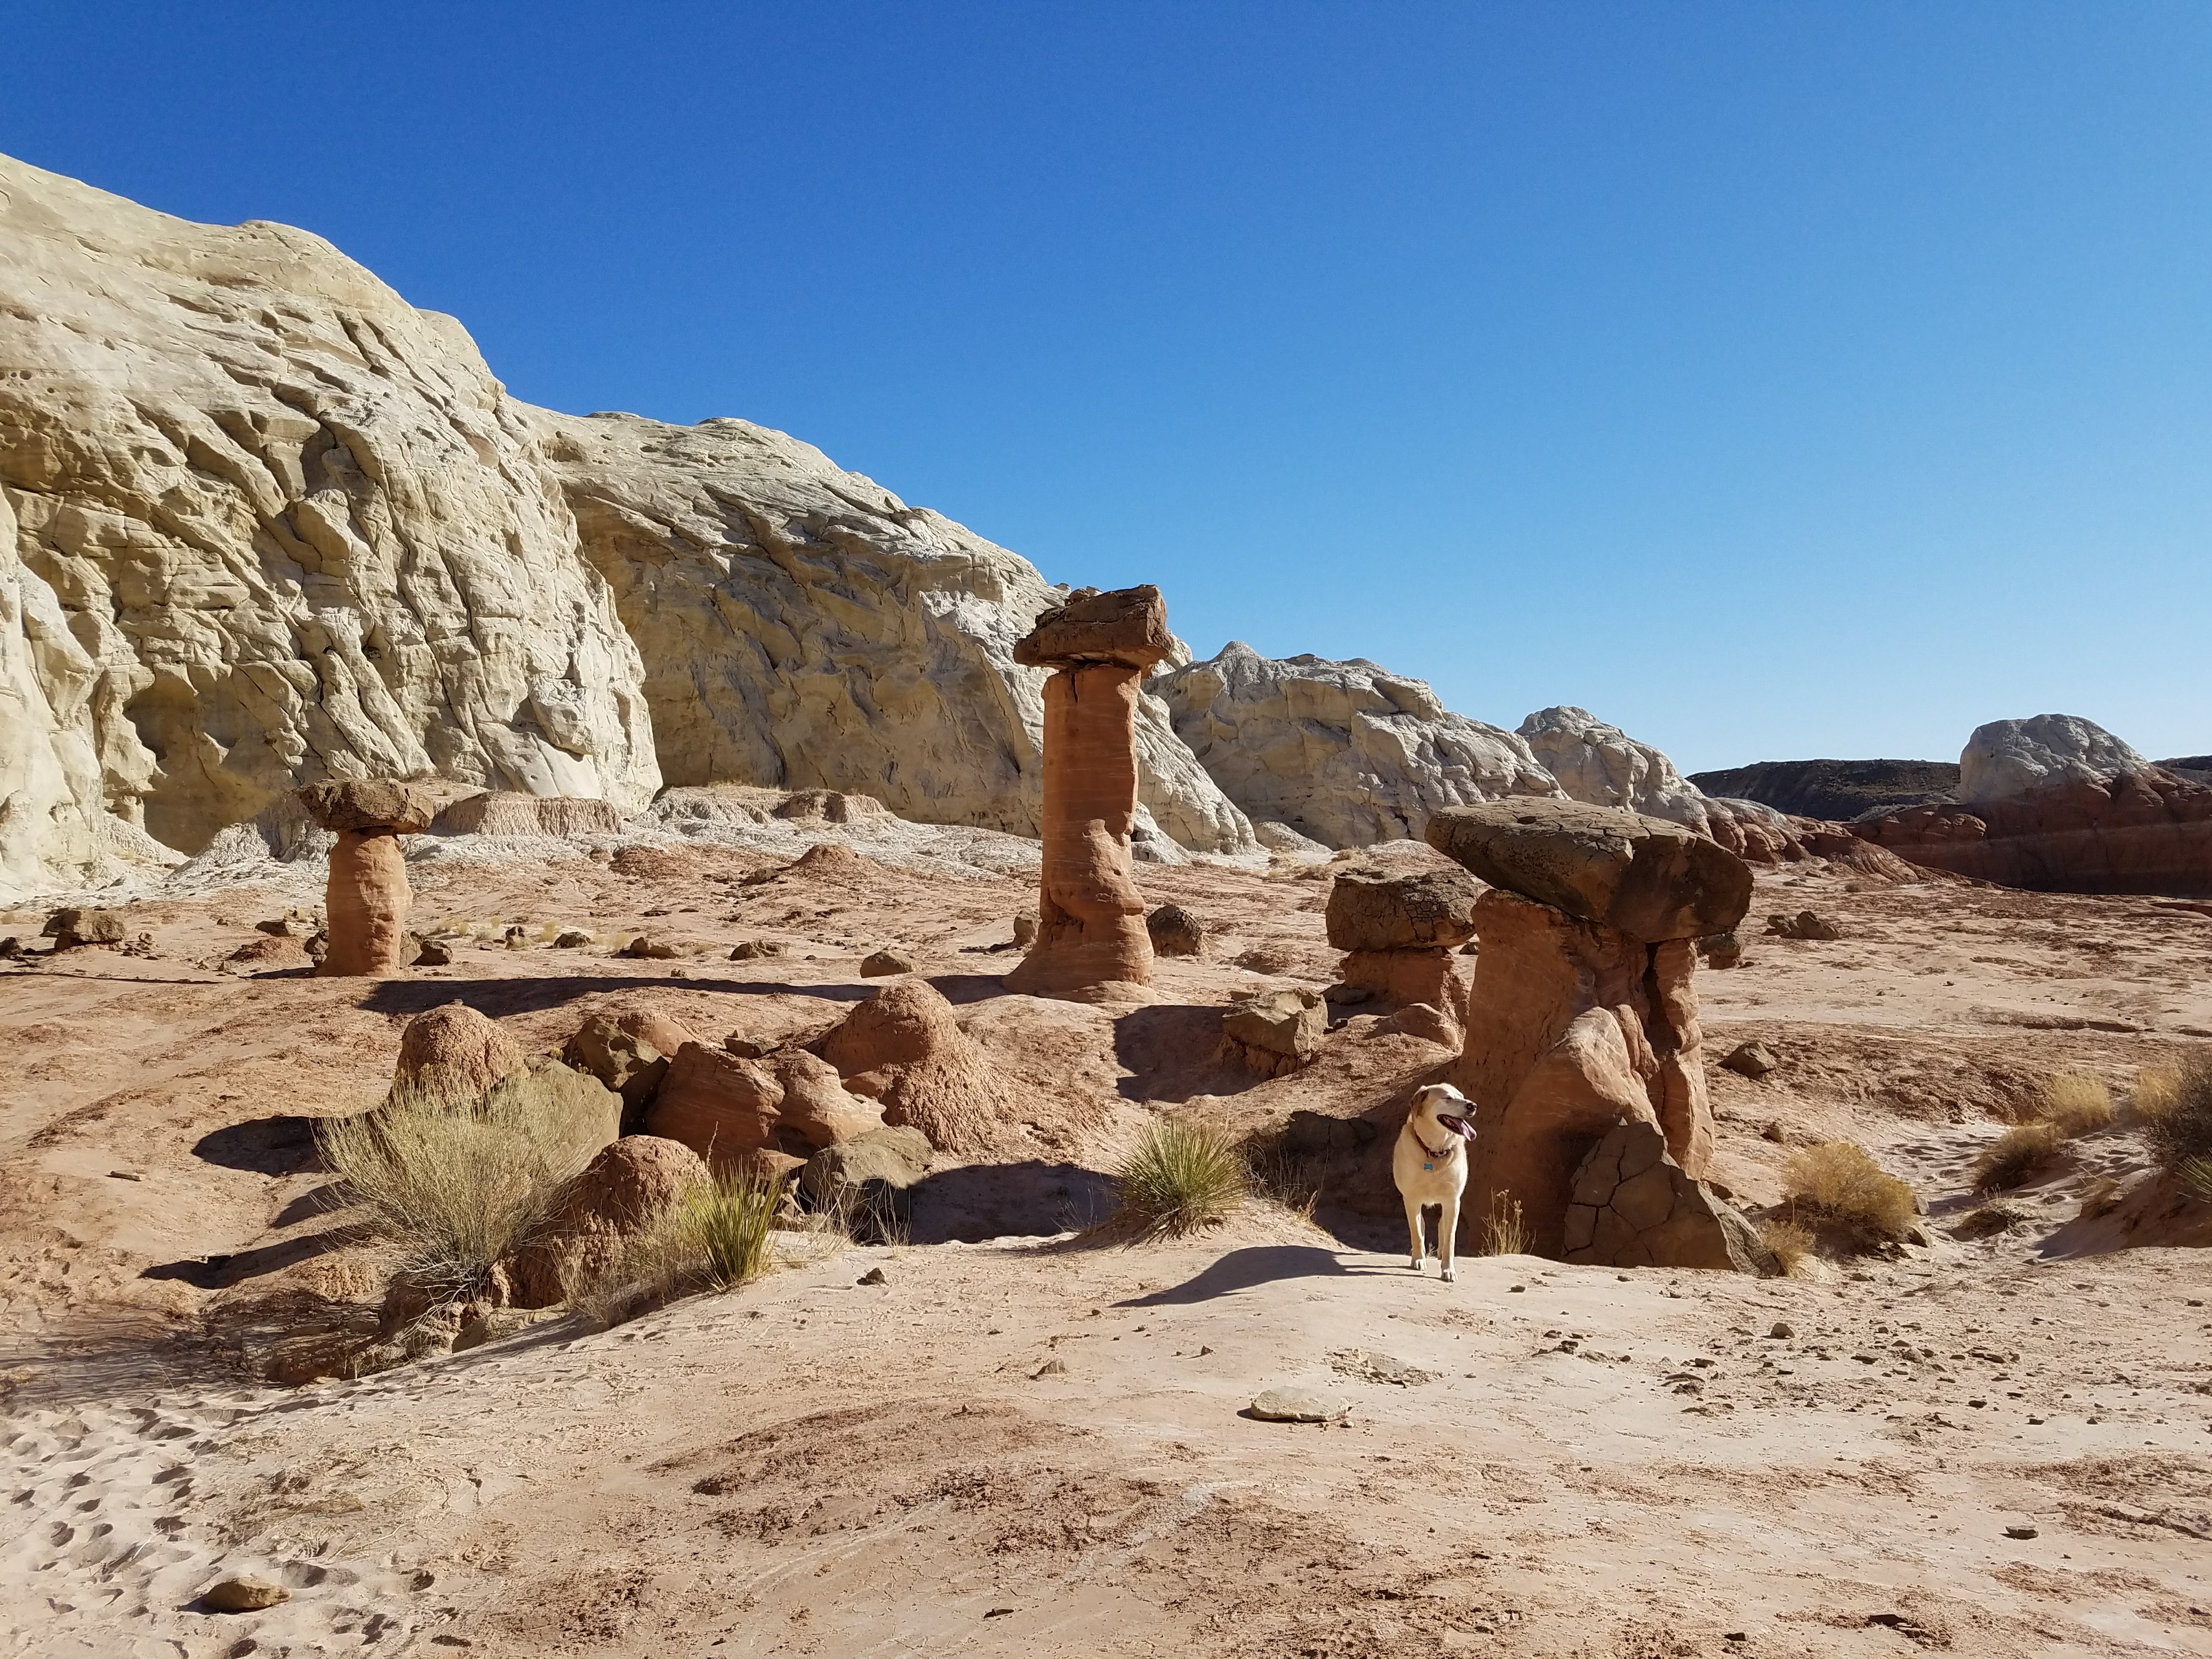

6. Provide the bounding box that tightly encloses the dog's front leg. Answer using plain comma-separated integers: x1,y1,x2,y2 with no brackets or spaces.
1403,1192,1426,1271
1437,1186,1460,1283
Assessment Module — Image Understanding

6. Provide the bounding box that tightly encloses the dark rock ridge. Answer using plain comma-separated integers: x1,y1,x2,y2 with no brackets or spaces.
1687,759,1959,822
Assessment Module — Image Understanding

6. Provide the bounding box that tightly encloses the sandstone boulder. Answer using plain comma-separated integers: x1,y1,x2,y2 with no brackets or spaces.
505,1135,711,1307
1960,714,2150,803
390,1003,526,1103
647,1046,787,1169
821,978,1011,1154
563,1009,696,1128
1562,1121,1777,1274
1152,641,1561,848
43,906,126,947
1720,1041,1779,1079
1223,988,1326,1077
1324,866,1481,952
296,780,442,834
799,1124,932,1243
1146,903,1206,958
1011,584,1176,669
1425,800,1752,943
860,948,915,977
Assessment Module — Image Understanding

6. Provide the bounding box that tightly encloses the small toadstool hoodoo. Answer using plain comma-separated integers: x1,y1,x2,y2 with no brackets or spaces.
1002,585,1175,1005
1425,799,1754,1260
297,780,441,976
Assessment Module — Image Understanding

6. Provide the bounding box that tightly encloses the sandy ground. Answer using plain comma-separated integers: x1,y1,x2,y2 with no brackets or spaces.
2,829,2209,1656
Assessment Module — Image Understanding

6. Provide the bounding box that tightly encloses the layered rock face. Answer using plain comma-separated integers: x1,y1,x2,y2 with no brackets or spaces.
538,412,1251,853
1003,587,1172,1003
0,154,659,888
1855,768,2212,898
1150,642,1561,848
1516,707,1712,826
1324,865,1480,1026
1428,800,1753,1260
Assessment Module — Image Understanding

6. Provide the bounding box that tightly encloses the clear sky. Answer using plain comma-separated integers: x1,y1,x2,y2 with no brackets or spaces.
7,2,2207,772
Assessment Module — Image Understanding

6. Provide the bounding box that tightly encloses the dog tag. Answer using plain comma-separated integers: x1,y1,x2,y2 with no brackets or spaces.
1423,1162,1434,1171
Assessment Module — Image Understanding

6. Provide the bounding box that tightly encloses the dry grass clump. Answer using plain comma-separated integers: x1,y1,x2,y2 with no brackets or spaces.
1240,1133,1320,1222
2038,1072,2114,1137
317,1071,611,1305
1781,1141,1917,1242
1112,1120,1246,1238
566,1169,785,1325
2141,1055,2212,1175
2132,1063,2182,1127
1476,1192,1529,1256
1971,1121,2065,1193
1759,1217,1815,1277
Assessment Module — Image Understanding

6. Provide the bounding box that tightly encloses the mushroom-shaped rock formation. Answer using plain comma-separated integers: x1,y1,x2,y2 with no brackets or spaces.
1324,864,1481,1026
821,978,1013,1155
297,780,441,975
1003,585,1174,1005
1426,800,1751,1260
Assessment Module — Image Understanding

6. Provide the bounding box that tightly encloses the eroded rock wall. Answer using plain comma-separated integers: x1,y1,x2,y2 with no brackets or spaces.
0,153,660,885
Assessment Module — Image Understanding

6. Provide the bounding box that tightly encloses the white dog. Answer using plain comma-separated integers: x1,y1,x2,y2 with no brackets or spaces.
1393,1082,1477,1282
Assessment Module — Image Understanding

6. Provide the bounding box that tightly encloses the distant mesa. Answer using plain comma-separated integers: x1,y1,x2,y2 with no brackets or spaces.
1687,759,1960,822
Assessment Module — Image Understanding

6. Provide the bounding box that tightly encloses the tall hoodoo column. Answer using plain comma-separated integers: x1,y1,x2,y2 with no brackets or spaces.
1424,799,1752,1258
297,780,441,976
1003,585,1173,1005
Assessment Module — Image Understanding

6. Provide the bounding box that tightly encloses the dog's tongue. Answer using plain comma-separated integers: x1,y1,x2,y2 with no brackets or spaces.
1439,1112,1476,1142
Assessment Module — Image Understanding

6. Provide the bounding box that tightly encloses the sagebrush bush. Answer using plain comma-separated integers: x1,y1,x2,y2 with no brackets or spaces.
1759,1217,1814,1277
1113,1120,1246,1238
2038,1072,2114,1138
564,1168,785,1325
2142,1056,2212,1175
1971,1121,2064,1193
1477,1191,1528,1256
1781,1142,1917,1242
317,1068,612,1305
687,1170,783,1288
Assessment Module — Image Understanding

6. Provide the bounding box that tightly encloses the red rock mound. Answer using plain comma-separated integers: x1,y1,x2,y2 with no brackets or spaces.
821,978,1013,1155
1852,768,2212,897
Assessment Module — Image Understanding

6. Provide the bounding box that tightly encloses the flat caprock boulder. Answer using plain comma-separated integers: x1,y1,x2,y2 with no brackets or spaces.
1424,799,1752,943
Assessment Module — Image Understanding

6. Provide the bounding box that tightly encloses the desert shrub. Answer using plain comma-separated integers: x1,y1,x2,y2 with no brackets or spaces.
1971,1121,2064,1193
564,1168,785,1324
1112,1120,1246,1238
1476,1192,1528,1256
1759,1217,1814,1277
1240,1132,1319,1223
2183,1158,2212,1205
686,1170,783,1288
2142,1056,2212,1175
2038,1072,2114,1137
317,1070,612,1306
2132,1064,2182,1127
1781,1142,1917,1242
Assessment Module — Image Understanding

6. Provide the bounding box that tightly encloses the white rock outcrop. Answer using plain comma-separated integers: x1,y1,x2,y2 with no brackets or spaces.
0,153,659,889
0,153,1257,896
1959,715,2151,804
1515,706,1713,827
1151,642,1561,847
537,413,1252,853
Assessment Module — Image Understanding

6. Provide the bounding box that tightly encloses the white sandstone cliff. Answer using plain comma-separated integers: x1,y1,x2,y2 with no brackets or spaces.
1150,642,1562,847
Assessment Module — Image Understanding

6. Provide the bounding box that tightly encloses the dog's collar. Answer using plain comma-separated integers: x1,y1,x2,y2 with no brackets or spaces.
1412,1127,1459,1161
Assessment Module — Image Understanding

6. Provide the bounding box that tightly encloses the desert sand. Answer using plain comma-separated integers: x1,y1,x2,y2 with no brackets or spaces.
3,833,2210,1658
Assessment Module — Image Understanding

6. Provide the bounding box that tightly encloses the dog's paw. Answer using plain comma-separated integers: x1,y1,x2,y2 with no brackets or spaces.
1440,1265,1457,1283
1409,1256,1424,1271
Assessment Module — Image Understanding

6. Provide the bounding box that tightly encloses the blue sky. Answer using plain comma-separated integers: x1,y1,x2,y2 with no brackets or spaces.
8,2,2207,771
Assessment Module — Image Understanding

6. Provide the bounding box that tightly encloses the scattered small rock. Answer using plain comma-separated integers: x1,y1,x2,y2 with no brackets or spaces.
1012,911,1040,949
553,929,592,949
108,1169,142,1182
860,948,916,977
43,906,126,948
722,1035,771,1058
622,936,679,960
415,938,454,967
1697,931,1743,969
203,1576,289,1612
1769,1321,1795,1339
503,924,530,950
1766,910,1841,941
1761,1120,1786,1143
1146,903,1206,958
729,939,788,961
2005,1525,2039,1539
1720,1041,1779,1079
1249,1386,1349,1423
256,910,319,939
1031,1358,1066,1379
1322,982,1374,1006
1328,1349,1438,1386
856,1266,887,1286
